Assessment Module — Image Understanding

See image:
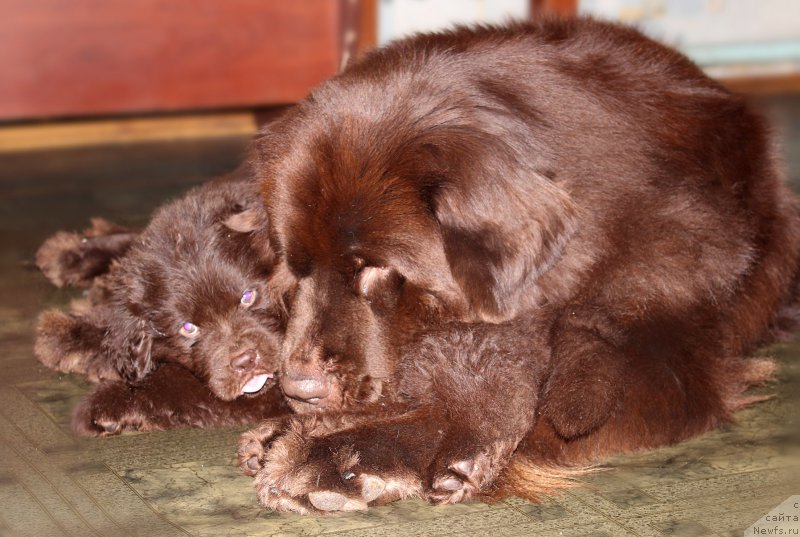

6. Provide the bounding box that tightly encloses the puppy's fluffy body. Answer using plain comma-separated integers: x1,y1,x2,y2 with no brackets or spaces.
35,169,288,435
239,18,800,512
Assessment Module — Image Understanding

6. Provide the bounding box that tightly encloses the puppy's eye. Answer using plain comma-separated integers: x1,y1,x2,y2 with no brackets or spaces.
240,289,257,308
179,322,199,338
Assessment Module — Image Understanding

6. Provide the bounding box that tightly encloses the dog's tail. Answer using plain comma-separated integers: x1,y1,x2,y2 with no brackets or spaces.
490,455,598,503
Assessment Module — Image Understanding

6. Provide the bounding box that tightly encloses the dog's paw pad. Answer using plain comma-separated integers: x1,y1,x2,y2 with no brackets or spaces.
434,475,463,491
450,459,478,480
429,456,488,504
308,491,368,512
429,471,472,504
94,419,122,435
361,474,386,502
245,455,262,474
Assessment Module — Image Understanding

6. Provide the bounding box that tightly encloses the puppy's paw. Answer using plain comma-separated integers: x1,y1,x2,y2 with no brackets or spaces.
36,231,87,287
72,410,123,437
71,384,139,437
36,219,134,288
34,309,120,382
35,309,92,373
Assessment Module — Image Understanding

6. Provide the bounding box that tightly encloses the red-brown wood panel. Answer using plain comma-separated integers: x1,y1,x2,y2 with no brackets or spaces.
530,0,578,17
0,1,343,120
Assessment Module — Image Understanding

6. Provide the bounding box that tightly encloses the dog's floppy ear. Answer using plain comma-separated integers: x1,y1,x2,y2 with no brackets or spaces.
418,136,578,321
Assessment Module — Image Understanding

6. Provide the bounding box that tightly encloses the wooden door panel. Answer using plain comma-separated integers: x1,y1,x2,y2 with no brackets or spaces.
0,1,342,120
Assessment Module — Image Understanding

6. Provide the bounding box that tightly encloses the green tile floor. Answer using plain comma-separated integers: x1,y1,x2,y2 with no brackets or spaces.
1,96,798,536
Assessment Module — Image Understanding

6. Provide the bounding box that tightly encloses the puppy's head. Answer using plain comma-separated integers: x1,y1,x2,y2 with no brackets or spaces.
104,180,283,401
257,70,576,412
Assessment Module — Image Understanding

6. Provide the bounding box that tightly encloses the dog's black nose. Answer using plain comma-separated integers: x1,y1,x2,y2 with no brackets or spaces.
281,373,330,402
231,350,258,371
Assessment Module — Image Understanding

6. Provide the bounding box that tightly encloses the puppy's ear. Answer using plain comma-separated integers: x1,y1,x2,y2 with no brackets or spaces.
223,205,277,267
424,144,577,321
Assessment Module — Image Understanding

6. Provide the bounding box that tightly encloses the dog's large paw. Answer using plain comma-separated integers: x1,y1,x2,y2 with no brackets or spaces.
428,450,496,504
426,438,517,504
245,416,424,514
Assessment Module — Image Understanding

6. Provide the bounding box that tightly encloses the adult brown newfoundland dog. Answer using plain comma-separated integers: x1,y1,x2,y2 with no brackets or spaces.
238,17,800,513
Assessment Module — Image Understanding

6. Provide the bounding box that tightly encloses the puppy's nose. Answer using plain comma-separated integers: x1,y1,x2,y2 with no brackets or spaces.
231,350,258,371
281,373,330,402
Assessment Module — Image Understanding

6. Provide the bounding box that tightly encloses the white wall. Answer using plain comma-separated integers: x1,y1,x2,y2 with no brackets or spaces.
580,0,800,76
580,0,800,47
378,0,529,45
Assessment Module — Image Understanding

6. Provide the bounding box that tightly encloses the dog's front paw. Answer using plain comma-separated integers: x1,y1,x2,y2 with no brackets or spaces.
254,429,388,514
250,416,424,514
426,438,516,504
428,452,494,504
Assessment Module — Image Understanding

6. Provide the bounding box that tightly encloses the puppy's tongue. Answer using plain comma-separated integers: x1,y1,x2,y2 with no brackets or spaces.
241,373,272,394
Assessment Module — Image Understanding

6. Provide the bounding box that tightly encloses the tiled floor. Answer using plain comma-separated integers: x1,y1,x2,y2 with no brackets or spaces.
1,96,798,536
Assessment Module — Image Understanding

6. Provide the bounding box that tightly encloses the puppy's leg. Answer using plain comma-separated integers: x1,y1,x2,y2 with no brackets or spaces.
73,364,287,436
34,308,122,382
36,218,137,287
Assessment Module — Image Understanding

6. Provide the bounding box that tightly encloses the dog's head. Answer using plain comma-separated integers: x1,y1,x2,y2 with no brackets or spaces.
103,179,285,401
257,59,577,412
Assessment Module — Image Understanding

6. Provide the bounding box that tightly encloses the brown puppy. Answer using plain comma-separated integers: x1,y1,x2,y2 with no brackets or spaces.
36,169,288,435
240,17,800,512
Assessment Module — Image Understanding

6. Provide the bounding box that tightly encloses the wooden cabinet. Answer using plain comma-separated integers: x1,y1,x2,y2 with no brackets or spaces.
0,1,358,121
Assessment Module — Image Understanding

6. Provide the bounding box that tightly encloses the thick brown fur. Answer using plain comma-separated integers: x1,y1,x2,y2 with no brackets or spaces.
239,17,800,513
35,166,288,435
